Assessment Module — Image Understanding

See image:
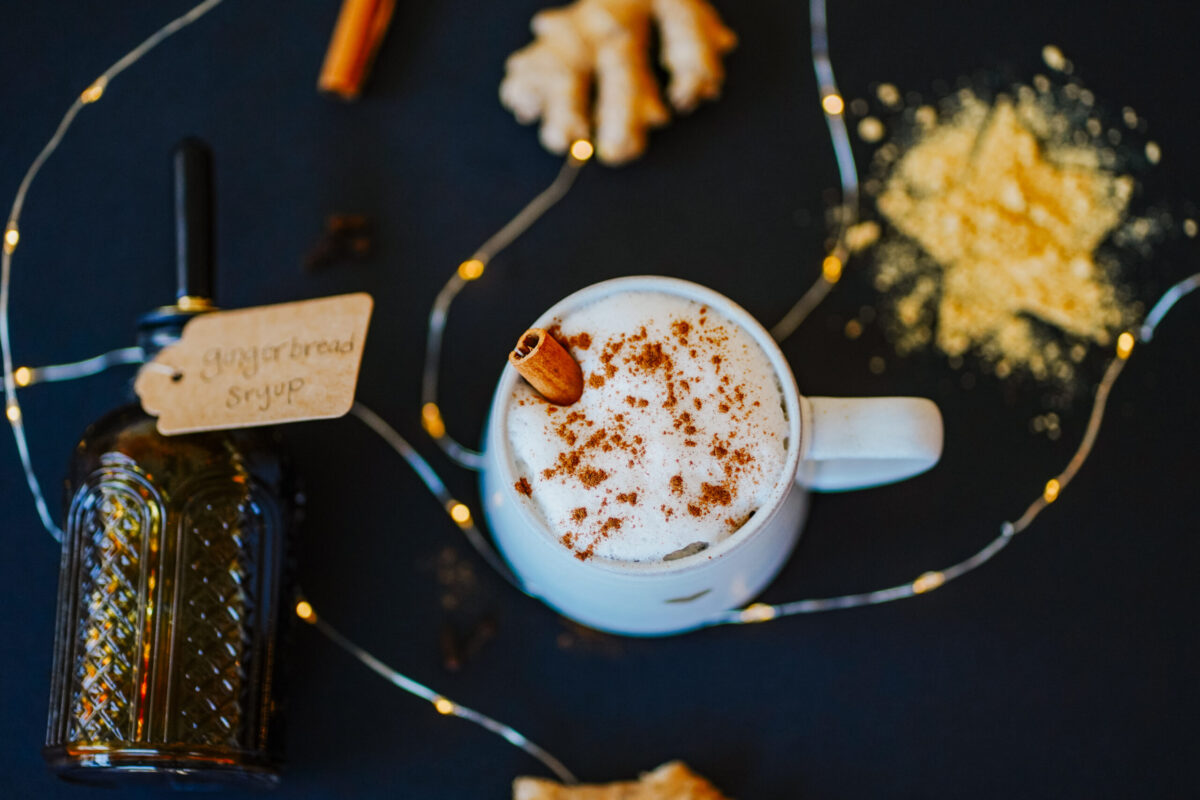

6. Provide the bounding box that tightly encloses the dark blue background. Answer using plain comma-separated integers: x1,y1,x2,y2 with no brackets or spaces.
2,1,1199,797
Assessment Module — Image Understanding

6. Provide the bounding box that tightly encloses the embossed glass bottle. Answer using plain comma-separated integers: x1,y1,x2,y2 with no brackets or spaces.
44,140,298,787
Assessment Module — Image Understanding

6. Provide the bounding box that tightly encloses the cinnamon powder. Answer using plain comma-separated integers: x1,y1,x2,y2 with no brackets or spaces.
514,308,772,560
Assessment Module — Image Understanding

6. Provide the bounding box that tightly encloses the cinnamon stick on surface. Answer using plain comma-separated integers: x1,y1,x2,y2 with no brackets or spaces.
318,0,396,100
509,328,583,406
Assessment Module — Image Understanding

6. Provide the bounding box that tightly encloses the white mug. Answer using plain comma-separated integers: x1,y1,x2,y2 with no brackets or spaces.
480,276,943,636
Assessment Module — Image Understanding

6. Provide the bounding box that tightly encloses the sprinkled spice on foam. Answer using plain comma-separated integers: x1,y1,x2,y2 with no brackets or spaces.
546,324,592,351
511,306,776,561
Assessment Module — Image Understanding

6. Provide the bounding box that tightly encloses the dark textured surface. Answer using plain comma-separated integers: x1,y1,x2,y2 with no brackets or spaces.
2,1,1199,797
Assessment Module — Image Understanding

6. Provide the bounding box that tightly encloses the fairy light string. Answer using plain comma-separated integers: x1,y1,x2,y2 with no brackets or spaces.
1,0,229,543
293,598,577,784
0,0,570,782
6,0,1196,640
421,146,591,471
348,402,526,592
5,0,1200,787
14,346,144,386
769,0,860,342
419,0,859,463
345,0,1200,631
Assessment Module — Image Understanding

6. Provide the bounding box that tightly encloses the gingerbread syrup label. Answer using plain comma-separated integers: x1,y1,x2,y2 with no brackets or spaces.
135,293,373,435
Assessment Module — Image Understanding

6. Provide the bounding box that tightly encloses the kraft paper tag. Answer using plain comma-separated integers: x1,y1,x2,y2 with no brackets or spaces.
135,293,373,435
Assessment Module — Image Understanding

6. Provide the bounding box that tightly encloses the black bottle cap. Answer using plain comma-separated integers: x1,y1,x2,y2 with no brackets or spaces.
138,138,219,349
174,138,215,305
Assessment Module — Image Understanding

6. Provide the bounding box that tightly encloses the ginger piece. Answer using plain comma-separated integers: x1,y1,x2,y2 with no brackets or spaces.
500,0,737,165
513,761,732,799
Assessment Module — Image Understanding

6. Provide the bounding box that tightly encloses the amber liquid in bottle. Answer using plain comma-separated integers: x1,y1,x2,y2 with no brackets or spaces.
43,140,299,787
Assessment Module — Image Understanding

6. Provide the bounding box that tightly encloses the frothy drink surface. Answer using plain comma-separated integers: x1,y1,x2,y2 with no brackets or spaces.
506,290,788,563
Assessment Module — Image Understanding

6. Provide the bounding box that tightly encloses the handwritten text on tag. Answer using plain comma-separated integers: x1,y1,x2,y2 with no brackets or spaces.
135,293,373,435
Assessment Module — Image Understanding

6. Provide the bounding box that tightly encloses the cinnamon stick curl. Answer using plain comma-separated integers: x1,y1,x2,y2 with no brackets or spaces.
509,328,583,406
318,0,396,100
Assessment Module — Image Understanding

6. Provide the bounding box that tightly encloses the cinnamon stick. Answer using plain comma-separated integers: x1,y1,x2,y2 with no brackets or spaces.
318,0,396,100
509,328,583,406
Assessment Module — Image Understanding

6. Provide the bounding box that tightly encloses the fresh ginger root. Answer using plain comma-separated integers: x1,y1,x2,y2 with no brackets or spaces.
513,761,730,800
500,0,737,165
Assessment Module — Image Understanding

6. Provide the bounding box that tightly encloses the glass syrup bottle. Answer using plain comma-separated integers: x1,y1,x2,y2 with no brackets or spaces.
44,139,299,787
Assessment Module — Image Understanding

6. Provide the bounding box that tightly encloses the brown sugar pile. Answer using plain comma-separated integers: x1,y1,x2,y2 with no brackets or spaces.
871,86,1138,381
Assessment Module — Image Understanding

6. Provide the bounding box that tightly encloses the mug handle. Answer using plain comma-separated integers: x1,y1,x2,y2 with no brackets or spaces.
797,397,943,491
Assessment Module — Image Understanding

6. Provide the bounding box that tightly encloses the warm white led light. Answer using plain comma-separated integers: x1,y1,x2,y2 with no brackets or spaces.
569,139,594,162
821,93,844,115
449,502,471,525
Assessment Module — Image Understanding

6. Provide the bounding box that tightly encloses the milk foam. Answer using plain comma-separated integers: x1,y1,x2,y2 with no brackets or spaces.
506,290,788,563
